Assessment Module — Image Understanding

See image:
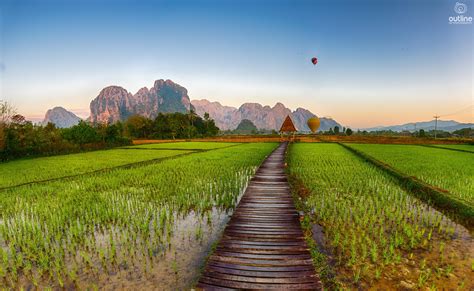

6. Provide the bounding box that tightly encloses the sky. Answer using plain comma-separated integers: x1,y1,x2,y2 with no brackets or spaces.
0,0,472,128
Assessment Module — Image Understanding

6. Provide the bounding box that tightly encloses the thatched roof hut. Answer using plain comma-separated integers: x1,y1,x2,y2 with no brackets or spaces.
279,115,297,133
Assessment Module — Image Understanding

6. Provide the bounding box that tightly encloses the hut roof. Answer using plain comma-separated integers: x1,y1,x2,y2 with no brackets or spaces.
279,115,297,132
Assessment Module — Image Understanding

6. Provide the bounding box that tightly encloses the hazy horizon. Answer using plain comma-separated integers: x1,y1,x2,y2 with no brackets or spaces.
1,0,472,128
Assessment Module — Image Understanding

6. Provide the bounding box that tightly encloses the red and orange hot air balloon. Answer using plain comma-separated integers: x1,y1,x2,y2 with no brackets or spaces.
311,57,318,65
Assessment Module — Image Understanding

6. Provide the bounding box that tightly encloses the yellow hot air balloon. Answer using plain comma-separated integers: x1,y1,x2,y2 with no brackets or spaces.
307,117,320,133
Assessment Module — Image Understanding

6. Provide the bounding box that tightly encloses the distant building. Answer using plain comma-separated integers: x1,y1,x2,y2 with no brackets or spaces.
279,115,297,140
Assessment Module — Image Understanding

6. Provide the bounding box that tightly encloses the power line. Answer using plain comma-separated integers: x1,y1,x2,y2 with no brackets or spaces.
439,104,473,118
433,115,440,139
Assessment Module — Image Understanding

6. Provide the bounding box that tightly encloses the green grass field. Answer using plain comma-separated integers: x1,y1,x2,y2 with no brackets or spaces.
288,143,467,288
0,142,277,288
431,144,474,153
125,141,238,150
0,149,192,188
348,144,474,204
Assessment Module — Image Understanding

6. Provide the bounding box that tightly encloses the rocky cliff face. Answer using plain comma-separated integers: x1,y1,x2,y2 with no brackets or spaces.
42,107,82,128
192,99,240,129
89,79,192,124
191,99,342,132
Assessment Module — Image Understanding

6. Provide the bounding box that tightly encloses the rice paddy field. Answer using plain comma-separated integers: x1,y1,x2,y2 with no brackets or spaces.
347,144,474,204
430,144,474,153
288,143,473,289
0,142,277,289
1,140,473,290
124,141,238,150
0,149,192,188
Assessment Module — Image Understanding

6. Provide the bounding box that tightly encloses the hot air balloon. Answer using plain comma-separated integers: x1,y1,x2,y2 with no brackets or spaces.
307,117,320,133
311,57,318,65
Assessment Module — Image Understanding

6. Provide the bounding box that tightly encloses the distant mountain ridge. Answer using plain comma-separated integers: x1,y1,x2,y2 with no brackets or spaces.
43,79,343,131
191,99,341,131
364,120,473,132
42,107,82,128
89,79,192,124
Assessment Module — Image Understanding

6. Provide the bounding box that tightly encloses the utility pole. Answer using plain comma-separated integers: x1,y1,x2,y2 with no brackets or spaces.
433,115,440,139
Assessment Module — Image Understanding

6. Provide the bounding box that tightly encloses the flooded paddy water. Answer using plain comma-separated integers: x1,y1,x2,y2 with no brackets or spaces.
12,209,231,290
310,210,473,290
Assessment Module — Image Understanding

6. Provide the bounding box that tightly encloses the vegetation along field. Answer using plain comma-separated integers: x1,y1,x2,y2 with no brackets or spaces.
0,142,277,289
347,144,474,205
288,143,473,290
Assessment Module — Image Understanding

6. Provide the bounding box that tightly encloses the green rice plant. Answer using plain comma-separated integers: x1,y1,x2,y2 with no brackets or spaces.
0,149,192,188
430,144,474,153
124,141,238,150
348,144,474,204
0,142,277,288
288,143,458,283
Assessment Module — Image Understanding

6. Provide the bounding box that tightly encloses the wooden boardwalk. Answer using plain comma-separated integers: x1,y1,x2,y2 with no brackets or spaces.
197,142,322,290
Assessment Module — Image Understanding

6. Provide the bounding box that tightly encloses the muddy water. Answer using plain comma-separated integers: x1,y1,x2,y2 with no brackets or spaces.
12,209,230,290
311,215,474,290
94,210,230,290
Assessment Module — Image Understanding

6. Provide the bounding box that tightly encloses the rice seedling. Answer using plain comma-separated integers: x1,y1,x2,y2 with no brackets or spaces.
124,141,238,150
288,143,473,288
0,142,277,288
348,144,474,204
0,149,192,188
430,144,474,153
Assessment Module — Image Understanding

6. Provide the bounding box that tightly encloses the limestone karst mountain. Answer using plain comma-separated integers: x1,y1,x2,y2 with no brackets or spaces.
42,107,82,128
89,79,192,124
191,99,342,131
86,79,343,131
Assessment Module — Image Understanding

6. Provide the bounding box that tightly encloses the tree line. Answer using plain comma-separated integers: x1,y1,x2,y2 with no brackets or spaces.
123,111,219,139
0,101,219,161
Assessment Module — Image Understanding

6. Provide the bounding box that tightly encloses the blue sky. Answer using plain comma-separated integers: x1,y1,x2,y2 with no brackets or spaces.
0,0,472,128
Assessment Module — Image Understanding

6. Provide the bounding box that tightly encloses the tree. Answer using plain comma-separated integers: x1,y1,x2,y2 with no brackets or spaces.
346,128,353,136
125,115,152,138
62,121,101,146
334,126,340,135
452,127,472,137
418,129,426,137
0,100,16,125
234,119,258,134
0,101,16,152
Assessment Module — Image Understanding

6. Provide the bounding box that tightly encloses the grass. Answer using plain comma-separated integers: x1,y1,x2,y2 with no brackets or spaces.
0,149,192,188
430,144,474,153
288,143,460,287
124,141,239,150
347,144,474,205
0,142,277,288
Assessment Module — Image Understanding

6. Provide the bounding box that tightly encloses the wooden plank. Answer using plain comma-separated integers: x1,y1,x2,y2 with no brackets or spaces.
207,261,316,272
198,276,321,289
208,254,314,266
205,265,316,278
203,272,318,284
213,251,312,260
